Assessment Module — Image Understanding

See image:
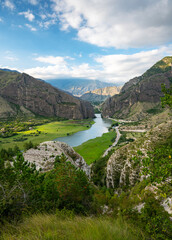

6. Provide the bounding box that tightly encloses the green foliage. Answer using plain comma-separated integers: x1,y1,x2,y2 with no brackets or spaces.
0,151,92,221
53,157,92,213
143,56,172,78
139,197,172,240
23,141,38,150
92,152,113,186
161,84,172,108
142,136,172,184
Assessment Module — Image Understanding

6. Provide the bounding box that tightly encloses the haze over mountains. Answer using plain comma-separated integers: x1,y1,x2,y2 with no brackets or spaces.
102,56,172,121
46,78,114,96
0,70,94,120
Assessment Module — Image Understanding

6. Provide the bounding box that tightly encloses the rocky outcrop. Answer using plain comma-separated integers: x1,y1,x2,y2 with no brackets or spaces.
102,57,172,121
23,141,91,177
47,78,113,97
0,71,94,119
106,121,172,189
80,86,121,103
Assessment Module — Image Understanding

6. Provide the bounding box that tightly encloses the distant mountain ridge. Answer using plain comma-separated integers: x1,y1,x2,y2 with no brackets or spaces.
0,70,94,120
0,68,19,73
102,56,172,120
80,86,122,104
46,78,114,96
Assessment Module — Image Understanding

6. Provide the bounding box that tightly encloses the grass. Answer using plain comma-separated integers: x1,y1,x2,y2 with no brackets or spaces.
74,131,116,164
0,119,94,150
0,214,144,240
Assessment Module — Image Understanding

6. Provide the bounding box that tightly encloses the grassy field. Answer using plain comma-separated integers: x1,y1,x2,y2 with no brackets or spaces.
74,131,116,164
0,119,94,150
0,214,143,240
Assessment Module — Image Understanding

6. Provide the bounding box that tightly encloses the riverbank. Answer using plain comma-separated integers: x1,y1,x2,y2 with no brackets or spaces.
0,118,94,150
74,131,116,164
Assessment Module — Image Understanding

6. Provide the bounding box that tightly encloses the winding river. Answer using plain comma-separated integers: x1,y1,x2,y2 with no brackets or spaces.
54,114,112,147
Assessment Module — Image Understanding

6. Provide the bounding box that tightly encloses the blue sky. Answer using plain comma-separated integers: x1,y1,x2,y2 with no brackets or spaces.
0,0,172,84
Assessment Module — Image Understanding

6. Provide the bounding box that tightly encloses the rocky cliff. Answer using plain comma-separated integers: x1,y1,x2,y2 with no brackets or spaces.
106,120,172,189
23,141,91,177
80,86,121,103
102,57,172,120
0,70,94,119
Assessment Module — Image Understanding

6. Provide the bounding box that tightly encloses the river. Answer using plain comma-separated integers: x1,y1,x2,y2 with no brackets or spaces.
54,114,112,147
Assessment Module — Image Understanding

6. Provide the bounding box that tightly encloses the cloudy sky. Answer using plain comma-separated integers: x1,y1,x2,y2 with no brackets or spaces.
0,0,172,84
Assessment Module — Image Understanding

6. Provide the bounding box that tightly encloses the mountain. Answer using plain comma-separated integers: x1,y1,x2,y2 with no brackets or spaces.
46,78,114,96
0,68,19,73
80,86,122,104
0,70,94,120
102,57,172,120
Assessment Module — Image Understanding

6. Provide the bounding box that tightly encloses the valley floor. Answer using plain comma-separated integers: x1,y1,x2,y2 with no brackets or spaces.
0,118,94,150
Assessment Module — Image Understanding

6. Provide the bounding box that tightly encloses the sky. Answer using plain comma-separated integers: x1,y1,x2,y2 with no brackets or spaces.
0,0,172,84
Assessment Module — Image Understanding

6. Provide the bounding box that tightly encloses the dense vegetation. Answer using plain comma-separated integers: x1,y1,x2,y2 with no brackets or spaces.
0,84,172,240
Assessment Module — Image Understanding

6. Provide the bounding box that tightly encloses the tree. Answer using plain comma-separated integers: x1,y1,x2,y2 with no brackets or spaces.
161,84,172,108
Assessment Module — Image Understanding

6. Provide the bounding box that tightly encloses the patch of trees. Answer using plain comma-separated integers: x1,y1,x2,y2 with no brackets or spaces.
0,151,93,222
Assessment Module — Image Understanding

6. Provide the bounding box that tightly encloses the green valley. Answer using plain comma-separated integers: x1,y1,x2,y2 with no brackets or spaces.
0,118,94,150
74,130,116,164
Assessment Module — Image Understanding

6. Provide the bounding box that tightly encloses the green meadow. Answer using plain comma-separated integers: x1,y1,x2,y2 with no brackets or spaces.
0,119,94,150
74,131,116,164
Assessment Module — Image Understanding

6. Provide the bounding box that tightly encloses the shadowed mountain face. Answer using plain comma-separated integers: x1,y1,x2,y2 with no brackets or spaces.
80,86,122,104
102,57,172,121
0,70,94,120
46,78,114,96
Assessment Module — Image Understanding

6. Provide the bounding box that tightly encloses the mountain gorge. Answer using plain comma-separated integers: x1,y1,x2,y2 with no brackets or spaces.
0,70,94,120
80,86,122,104
102,57,172,121
46,78,114,96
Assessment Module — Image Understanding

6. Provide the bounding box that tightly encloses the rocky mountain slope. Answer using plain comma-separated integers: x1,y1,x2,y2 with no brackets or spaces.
106,120,172,189
0,70,94,120
46,78,113,96
24,141,91,177
80,86,122,103
102,57,172,120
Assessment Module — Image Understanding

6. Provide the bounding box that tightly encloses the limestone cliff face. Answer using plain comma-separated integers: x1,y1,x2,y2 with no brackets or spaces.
88,86,121,96
102,57,172,121
80,86,121,103
106,121,172,189
0,71,94,119
23,141,91,177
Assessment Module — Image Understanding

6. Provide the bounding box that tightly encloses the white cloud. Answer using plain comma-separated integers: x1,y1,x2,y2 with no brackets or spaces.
25,23,37,31
95,45,172,82
4,0,15,10
0,18,3,22
35,56,67,65
19,10,35,22
29,0,38,5
24,45,172,83
51,0,172,48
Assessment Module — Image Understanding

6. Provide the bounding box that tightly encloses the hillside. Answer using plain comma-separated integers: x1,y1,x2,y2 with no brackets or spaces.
0,70,94,120
102,57,172,120
46,78,113,96
106,120,172,188
80,86,122,103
